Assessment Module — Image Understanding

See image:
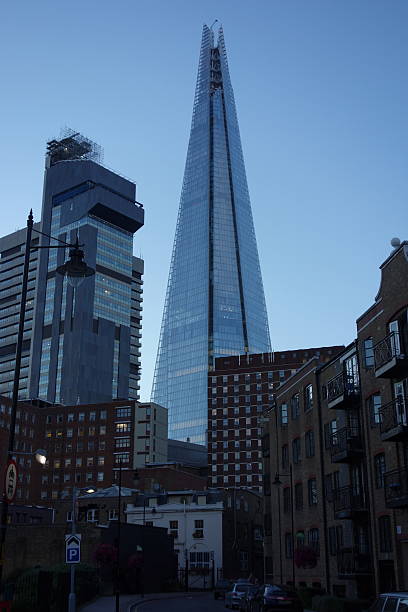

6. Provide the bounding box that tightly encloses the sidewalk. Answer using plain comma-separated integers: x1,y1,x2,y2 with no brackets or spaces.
80,591,206,612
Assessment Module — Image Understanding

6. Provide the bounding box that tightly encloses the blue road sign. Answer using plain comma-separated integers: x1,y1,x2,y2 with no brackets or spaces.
65,534,81,564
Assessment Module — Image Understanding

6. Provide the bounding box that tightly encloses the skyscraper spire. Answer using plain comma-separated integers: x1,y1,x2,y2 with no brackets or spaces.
152,25,271,444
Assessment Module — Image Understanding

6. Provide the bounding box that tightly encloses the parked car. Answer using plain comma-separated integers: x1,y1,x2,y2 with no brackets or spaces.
225,582,253,610
214,579,234,599
251,584,304,611
239,585,261,611
368,593,408,611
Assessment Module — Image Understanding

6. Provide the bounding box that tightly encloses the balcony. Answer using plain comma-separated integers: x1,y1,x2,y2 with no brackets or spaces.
330,426,364,463
337,548,372,578
374,331,408,379
333,485,368,520
380,397,408,442
384,467,408,508
327,373,360,410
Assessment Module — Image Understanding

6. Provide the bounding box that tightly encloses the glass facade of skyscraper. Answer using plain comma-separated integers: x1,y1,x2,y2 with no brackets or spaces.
152,26,271,444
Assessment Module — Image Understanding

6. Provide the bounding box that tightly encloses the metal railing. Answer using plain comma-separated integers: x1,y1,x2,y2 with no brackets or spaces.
337,548,371,576
330,426,362,459
384,467,408,507
374,331,401,370
327,373,359,404
333,485,367,515
380,396,408,436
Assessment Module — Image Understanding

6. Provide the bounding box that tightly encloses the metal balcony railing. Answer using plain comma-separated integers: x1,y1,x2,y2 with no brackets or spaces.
327,373,359,406
374,331,405,376
380,397,408,440
333,485,367,516
330,426,363,461
384,467,408,508
337,548,372,576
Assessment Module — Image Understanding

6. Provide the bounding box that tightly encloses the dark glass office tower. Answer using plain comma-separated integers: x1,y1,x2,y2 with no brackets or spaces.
152,26,271,444
28,130,144,404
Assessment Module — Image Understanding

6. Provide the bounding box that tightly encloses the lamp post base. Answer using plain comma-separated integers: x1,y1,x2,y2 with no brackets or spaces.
68,591,76,612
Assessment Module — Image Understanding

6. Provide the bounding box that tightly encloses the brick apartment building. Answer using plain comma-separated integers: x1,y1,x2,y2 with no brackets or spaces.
208,348,343,491
0,398,167,505
263,240,408,598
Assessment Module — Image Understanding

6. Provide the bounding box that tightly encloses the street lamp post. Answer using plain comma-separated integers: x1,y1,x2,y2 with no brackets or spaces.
115,459,123,612
0,210,94,594
273,464,295,587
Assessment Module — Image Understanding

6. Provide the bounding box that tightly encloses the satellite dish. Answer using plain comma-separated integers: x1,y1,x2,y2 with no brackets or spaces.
391,237,401,248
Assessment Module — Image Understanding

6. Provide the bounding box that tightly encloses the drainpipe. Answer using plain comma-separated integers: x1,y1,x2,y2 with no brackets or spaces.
316,367,331,593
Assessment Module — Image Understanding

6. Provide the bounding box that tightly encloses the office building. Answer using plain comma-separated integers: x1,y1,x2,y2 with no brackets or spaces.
26,130,144,404
152,25,271,445
0,223,41,398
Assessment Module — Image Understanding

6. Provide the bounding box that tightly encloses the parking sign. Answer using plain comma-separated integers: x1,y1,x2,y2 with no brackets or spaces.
65,534,81,564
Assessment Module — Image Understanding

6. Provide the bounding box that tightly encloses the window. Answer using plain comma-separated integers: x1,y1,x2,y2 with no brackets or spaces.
109,509,118,520
291,394,300,420
239,551,249,571
169,520,178,538
328,525,343,555
280,404,288,426
295,483,303,510
194,520,204,538
305,430,315,458
308,528,320,555
374,453,386,488
281,444,288,469
378,515,392,553
364,338,374,367
190,551,210,569
89,412,96,421
283,487,291,513
285,533,293,558
308,478,318,505
100,410,107,420
78,413,85,422
115,453,129,464
117,407,131,418
292,438,301,464
324,420,337,449
99,425,106,435
87,509,99,523
368,394,382,426
304,385,313,411
116,422,130,433
88,426,96,436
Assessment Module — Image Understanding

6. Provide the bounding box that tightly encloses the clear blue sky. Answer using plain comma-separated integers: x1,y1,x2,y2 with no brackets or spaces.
1,1,407,401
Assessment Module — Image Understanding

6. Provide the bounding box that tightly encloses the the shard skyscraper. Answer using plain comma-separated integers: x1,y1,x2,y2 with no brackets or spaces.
152,25,271,444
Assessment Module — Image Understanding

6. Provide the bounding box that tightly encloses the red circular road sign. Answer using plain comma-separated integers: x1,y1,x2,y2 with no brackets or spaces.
4,459,18,503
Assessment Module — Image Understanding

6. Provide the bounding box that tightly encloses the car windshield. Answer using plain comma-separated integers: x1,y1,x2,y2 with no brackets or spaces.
234,585,251,593
265,585,294,596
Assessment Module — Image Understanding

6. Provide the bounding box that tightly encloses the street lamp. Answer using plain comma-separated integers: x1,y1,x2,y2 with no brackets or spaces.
0,210,94,593
273,464,295,587
68,486,95,612
115,459,123,612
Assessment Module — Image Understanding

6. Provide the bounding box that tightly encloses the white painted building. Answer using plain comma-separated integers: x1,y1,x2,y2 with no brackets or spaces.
126,490,223,589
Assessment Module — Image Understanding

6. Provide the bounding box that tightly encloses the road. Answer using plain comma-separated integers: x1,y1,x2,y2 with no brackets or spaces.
133,592,227,611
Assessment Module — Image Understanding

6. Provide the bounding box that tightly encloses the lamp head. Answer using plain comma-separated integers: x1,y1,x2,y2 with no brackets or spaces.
56,238,94,288
35,449,47,465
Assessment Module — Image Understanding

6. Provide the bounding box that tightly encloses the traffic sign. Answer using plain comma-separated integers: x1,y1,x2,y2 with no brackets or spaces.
65,534,81,564
4,460,17,503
